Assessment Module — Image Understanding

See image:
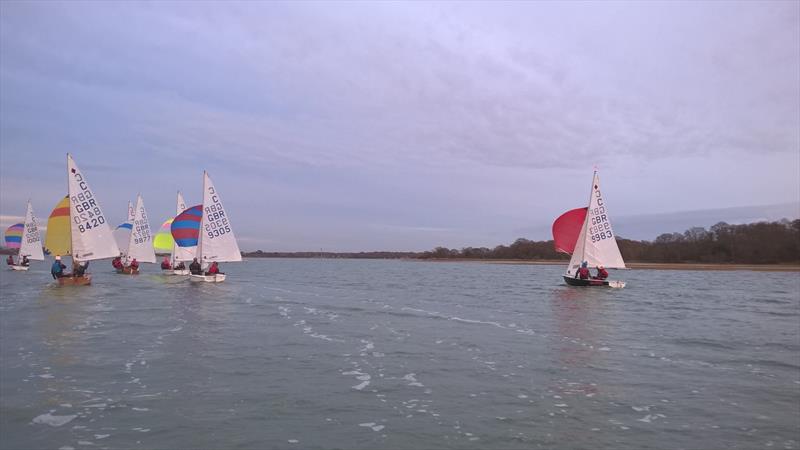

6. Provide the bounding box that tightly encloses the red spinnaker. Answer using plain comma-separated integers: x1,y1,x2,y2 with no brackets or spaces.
552,207,588,255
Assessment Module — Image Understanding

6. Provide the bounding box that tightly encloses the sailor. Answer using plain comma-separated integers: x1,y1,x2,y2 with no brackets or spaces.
161,256,171,270
74,260,88,277
6,255,14,266
112,256,123,269
129,258,139,271
595,265,608,280
577,261,590,280
51,256,66,279
206,261,220,275
175,261,186,270
189,257,202,275
21,255,30,266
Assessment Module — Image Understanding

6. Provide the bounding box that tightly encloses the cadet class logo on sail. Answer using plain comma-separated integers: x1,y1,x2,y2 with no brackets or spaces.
588,184,613,243
204,186,230,239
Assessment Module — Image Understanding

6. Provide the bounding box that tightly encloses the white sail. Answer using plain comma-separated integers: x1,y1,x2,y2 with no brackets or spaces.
172,191,196,262
125,194,156,263
568,171,625,272
67,154,120,261
197,172,241,263
113,200,134,252
20,200,45,260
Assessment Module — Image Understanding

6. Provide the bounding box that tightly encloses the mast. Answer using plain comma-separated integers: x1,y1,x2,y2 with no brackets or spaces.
67,153,74,262
577,170,597,264
197,172,206,264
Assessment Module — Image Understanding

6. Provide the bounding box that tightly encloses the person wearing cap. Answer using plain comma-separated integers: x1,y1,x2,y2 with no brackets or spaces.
51,256,67,279
189,257,202,275
595,265,609,280
576,261,590,280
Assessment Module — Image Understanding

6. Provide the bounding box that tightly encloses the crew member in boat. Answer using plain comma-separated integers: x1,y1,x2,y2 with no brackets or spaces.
112,256,123,270
6,255,14,266
129,258,139,271
51,256,67,279
576,261,590,280
161,256,171,270
21,255,30,266
594,265,608,280
189,257,202,275
206,261,221,276
74,260,88,277
175,261,186,270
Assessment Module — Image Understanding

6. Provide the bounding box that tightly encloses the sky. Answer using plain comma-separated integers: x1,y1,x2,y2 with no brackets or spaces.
0,1,798,252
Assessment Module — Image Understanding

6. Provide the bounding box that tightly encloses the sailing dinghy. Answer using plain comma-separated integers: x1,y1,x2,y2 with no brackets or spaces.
4,201,45,271
116,194,156,274
45,154,120,285
172,172,241,283
154,191,194,275
552,170,626,288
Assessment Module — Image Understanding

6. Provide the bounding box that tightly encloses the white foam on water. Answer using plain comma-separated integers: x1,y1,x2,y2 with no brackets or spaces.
288,439,299,444
517,394,528,399
77,441,94,446
59,447,75,450
402,373,424,387
169,326,183,332
38,374,54,379
32,413,77,427
359,422,385,432
599,347,611,351
451,317,506,329
554,404,568,407
632,406,650,412
60,403,72,408
352,381,370,390
94,434,110,439
132,407,149,411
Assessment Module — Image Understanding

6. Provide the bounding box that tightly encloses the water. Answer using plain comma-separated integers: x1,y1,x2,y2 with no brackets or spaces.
1,259,798,450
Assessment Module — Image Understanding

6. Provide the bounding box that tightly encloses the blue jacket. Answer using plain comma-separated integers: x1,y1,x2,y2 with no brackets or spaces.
51,260,64,275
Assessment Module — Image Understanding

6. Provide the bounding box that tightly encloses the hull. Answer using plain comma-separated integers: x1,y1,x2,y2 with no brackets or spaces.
10,265,30,271
57,275,92,286
116,266,140,275
189,273,226,283
563,275,625,288
173,269,190,276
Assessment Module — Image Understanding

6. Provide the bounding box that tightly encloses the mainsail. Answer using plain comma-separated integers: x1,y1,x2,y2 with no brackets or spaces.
67,154,120,261
555,171,625,276
20,201,45,260
196,172,241,263
123,194,156,263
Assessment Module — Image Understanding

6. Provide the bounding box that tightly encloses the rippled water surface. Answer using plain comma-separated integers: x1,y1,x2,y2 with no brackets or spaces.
1,258,798,449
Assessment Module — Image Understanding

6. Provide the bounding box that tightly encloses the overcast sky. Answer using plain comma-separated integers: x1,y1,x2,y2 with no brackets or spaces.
1,1,798,251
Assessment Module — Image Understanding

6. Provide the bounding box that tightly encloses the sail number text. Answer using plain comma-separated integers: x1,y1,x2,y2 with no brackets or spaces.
204,186,231,239
132,207,151,244
588,189,613,243
71,172,106,234
25,221,39,244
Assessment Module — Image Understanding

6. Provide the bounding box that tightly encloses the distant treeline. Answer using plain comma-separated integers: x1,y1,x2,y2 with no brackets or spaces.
418,220,800,264
242,250,421,259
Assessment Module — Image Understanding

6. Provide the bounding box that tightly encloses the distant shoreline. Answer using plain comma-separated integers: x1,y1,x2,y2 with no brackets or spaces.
241,255,800,272
416,258,800,271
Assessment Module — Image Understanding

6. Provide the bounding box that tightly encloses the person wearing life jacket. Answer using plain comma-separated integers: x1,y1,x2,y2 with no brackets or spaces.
73,260,88,277
577,261,590,280
175,261,186,270
161,256,171,270
595,265,609,280
6,255,14,266
112,256,123,269
129,258,139,271
21,255,30,266
206,261,220,275
51,255,67,279
189,258,202,275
